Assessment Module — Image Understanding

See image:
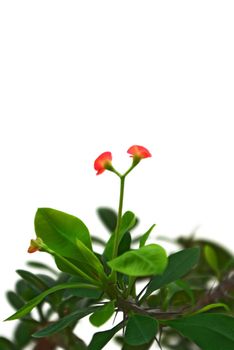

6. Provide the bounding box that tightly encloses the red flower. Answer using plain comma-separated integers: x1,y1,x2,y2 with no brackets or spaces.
127,145,152,159
94,152,112,175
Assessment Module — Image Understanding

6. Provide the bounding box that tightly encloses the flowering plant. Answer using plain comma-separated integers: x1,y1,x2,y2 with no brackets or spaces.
3,146,234,350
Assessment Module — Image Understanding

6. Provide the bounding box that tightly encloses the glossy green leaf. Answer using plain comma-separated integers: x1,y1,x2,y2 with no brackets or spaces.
6,282,99,321
88,322,123,350
104,211,136,260
125,314,158,346
145,247,200,297
35,208,92,260
89,301,115,327
108,244,167,277
33,307,97,337
139,224,156,248
166,313,234,350
190,303,229,315
75,239,105,279
97,207,117,233
204,245,220,276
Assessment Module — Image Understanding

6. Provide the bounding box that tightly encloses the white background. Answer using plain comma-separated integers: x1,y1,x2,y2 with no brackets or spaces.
0,1,234,348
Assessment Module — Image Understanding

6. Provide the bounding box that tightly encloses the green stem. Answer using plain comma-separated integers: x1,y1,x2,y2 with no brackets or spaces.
112,176,125,259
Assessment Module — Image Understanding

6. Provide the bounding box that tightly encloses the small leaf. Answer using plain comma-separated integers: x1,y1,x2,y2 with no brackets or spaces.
16,269,49,291
6,282,99,321
33,307,97,337
139,224,156,248
6,291,25,310
204,245,220,276
166,313,234,350
35,208,92,260
88,322,123,350
144,247,200,298
27,261,58,275
104,211,136,260
14,320,37,346
89,301,115,327
108,244,167,277
97,207,117,233
190,303,229,315
125,314,158,346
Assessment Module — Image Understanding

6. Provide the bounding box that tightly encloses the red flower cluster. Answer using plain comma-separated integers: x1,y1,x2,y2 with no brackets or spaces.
94,145,151,175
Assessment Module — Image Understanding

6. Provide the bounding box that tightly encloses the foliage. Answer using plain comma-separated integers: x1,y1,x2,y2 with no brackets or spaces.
2,146,234,349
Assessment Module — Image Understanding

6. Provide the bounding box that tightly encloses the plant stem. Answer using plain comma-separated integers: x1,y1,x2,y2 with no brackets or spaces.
112,176,125,259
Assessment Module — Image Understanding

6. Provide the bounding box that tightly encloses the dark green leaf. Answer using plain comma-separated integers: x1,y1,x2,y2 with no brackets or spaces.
145,247,200,298
0,337,16,350
166,313,234,350
6,291,24,310
33,307,97,337
88,322,123,350
139,224,156,248
35,208,92,260
14,320,37,346
89,301,115,327
16,269,50,291
108,244,167,277
97,207,117,233
27,260,58,275
6,282,99,321
125,314,158,346
16,279,38,301
118,232,131,256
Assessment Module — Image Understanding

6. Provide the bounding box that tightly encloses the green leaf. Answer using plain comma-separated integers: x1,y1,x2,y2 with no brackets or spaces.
75,239,105,280
166,313,234,350
145,247,200,297
89,301,115,327
66,277,102,299
190,303,229,315
6,282,99,321
88,322,123,350
118,232,131,256
17,269,50,291
16,279,38,301
0,337,16,350
204,245,220,276
6,291,25,310
104,211,136,260
139,224,156,248
33,307,97,337
125,314,158,346
108,244,167,277
35,208,92,260
14,320,37,346
27,260,58,275
97,207,117,233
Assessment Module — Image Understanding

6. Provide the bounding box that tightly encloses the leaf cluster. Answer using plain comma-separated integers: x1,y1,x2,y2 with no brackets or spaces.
2,207,234,350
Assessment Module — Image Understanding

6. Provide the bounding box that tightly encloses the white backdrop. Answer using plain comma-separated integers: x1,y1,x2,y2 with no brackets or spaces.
1,1,234,348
